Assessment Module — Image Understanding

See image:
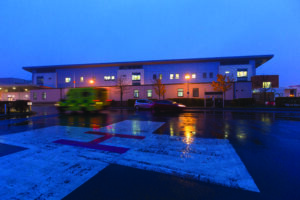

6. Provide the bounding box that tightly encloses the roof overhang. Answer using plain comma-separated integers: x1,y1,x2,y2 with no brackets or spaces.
23,54,274,72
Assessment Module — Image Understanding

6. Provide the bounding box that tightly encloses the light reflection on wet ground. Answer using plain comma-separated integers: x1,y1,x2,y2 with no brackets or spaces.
0,107,300,199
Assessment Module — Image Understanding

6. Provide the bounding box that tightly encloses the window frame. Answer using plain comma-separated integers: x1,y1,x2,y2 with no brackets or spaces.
177,88,184,97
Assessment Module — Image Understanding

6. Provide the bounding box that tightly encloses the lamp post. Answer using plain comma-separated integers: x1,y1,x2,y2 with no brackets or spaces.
185,74,190,98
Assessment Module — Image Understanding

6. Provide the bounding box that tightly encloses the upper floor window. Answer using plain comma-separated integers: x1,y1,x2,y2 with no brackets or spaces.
263,82,272,88
37,76,44,85
65,77,71,83
203,73,207,78
80,77,84,82
104,76,111,81
111,76,115,80
237,69,248,77
153,74,157,80
175,74,179,79
132,73,141,81
159,74,162,80
209,72,213,78
170,74,174,79
192,73,196,79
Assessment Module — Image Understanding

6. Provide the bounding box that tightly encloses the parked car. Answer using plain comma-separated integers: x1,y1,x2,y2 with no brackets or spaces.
152,100,186,112
134,99,154,110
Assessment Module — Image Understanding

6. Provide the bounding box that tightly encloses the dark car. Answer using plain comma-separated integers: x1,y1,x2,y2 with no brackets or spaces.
152,100,186,112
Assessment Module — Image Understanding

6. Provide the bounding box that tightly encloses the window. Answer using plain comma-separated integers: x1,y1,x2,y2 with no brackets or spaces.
159,74,162,80
170,74,174,79
225,71,230,74
33,92,37,100
147,90,152,98
153,74,157,80
132,73,141,81
80,77,84,82
263,82,272,88
192,73,196,79
193,88,199,97
36,76,44,86
203,73,207,78
209,72,213,78
65,77,71,83
134,90,139,98
237,69,248,77
111,76,115,80
177,88,184,97
175,74,179,79
42,92,46,100
104,76,111,81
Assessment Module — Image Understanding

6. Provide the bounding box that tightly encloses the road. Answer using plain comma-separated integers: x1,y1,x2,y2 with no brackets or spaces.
0,107,300,199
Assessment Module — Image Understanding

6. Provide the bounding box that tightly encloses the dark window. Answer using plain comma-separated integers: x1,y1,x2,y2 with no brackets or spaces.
36,76,44,86
42,92,46,100
33,92,37,100
193,88,199,97
209,72,213,78
203,73,207,78
153,74,157,80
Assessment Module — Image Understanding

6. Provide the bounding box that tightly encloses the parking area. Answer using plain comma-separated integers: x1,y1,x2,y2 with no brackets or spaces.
0,109,300,199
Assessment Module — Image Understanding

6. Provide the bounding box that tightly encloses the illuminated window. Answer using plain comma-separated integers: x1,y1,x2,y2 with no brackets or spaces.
175,74,179,79
147,90,152,98
192,73,196,79
111,76,115,80
80,77,84,82
225,71,230,74
170,74,174,79
177,88,184,97
104,76,111,80
132,73,141,81
263,82,272,88
203,73,207,78
134,90,139,98
159,74,162,80
65,77,71,83
42,92,46,100
237,70,248,77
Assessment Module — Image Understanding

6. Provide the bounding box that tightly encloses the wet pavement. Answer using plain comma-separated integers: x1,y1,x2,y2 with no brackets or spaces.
0,106,299,199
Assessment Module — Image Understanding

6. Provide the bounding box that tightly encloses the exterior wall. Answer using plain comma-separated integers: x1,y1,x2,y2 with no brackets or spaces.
144,62,219,84
33,72,57,87
251,75,279,89
234,82,253,99
1,92,30,101
56,67,119,88
117,69,144,85
219,62,255,81
30,89,69,103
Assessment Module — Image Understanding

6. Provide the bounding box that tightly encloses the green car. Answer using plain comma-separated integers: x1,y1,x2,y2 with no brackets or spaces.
56,87,110,113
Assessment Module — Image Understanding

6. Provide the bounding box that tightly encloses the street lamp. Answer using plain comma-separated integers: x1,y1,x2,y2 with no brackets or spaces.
185,74,190,98
89,79,95,84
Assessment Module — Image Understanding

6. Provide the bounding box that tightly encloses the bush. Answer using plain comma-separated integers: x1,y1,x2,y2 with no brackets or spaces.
231,98,256,107
275,97,300,107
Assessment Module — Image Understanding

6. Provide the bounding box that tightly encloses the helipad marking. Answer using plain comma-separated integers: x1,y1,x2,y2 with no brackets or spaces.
0,120,260,199
53,132,145,154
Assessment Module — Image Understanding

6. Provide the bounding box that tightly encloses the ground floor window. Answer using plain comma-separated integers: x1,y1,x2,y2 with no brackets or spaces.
33,92,37,100
134,90,139,98
177,88,184,97
42,92,46,100
193,88,199,97
147,90,152,98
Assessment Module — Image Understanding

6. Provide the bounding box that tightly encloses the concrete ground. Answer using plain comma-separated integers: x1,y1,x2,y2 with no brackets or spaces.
0,107,299,199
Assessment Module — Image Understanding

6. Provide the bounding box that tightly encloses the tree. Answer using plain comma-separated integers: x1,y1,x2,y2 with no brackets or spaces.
153,78,166,100
116,76,128,106
211,74,234,108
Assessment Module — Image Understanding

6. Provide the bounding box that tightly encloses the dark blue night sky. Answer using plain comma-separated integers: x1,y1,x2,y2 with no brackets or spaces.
0,0,299,87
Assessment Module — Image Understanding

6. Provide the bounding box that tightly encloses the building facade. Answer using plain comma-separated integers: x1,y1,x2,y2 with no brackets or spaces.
23,55,273,103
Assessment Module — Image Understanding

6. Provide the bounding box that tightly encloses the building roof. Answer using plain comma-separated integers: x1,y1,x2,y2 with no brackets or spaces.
0,78,32,85
23,54,273,73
